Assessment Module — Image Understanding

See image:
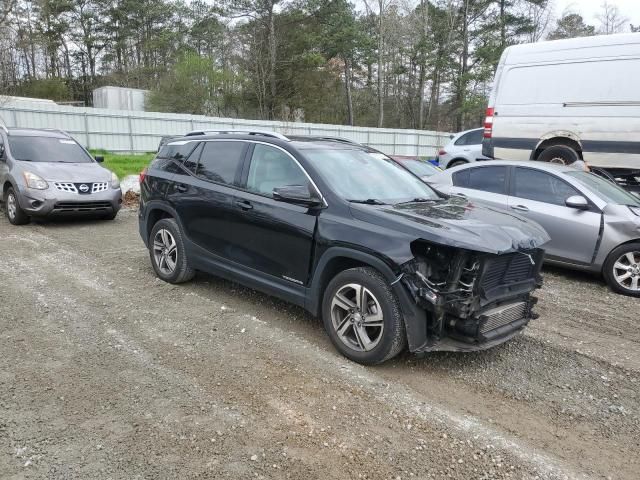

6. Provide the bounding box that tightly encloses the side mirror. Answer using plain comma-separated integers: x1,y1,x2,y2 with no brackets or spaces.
565,195,589,210
449,134,455,139
95,155,104,163
273,185,322,207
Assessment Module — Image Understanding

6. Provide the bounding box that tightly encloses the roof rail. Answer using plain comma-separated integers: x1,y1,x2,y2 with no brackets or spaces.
185,129,289,141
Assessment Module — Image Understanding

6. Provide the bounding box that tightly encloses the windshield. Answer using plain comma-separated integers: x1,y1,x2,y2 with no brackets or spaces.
304,148,440,203
399,159,439,177
8,136,93,163
567,171,640,206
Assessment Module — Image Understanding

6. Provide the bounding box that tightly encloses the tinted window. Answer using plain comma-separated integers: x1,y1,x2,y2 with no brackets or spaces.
246,144,308,196
182,143,202,174
452,169,470,187
455,130,483,146
467,166,508,194
513,168,579,206
158,142,197,161
197,141,246,184
8,136,93,163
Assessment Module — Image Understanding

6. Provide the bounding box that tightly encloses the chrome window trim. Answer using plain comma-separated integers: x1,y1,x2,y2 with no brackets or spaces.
169,138,328,207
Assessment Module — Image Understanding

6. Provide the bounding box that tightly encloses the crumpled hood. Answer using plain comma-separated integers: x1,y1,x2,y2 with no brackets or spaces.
350,197,550,254
22,162,111,182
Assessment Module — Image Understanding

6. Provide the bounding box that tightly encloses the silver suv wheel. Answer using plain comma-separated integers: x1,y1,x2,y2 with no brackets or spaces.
330,283,385,352
7,192,17,220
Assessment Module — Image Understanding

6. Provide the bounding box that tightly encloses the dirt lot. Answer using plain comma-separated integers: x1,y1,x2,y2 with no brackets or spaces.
1,209,638,479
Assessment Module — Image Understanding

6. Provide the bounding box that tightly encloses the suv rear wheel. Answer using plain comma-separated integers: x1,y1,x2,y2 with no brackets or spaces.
447,159,467,169
4,187,30,225
149,218,195,284
322,267,406,364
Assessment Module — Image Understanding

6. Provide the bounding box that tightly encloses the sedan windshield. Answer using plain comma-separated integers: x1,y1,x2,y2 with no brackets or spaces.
8,136,93,163
567,171,640,206
399,159,440,177
304,148,440,203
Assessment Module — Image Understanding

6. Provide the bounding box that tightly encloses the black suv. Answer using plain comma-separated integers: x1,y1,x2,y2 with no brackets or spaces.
138,131,549,364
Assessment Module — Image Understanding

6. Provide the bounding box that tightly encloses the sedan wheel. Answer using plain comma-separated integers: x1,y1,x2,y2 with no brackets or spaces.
603,242,640,297
330,283,385,352
612,251,640,292
4,187,30,225
152,228,178,275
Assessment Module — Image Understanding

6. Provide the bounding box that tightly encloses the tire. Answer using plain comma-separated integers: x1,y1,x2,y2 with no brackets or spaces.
148,218,195,284
103,210,118,220
447,159,467,169
537,145,580,165
602,242,640,297
322,267,407,365
4,187,30,225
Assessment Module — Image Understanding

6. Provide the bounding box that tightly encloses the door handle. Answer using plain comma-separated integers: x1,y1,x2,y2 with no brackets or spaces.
235,199,253,211
511,205,529,212
175,184,188,193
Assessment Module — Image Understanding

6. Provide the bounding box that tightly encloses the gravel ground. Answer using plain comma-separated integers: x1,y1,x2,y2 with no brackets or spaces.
0,209,638,479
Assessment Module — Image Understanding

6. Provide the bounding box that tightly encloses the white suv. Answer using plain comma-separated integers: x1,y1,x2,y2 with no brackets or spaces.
437,128,489,169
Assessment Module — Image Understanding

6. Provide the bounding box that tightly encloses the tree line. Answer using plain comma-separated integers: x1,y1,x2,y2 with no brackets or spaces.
0,0,634,132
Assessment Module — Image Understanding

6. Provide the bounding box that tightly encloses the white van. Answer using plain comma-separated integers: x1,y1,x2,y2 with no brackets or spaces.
483,33,640,190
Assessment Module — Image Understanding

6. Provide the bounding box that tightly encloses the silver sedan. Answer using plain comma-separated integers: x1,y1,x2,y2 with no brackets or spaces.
427,161,640,297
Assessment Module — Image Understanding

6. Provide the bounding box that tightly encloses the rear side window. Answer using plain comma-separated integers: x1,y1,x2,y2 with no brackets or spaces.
455,130,483,146
158,142,197,161
452,169,470,187
467,166,508,194
197,141,247,185
513,168,579,206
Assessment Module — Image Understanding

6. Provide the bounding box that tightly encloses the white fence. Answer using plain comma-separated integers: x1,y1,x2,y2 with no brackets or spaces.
0,97,450,156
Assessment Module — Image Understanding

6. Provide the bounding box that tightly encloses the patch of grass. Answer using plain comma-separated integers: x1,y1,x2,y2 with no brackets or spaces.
90,150,155,179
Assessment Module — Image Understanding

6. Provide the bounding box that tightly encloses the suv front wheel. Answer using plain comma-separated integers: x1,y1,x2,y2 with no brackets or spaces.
4,187,30,225
322,267,406,364
149,218,195,284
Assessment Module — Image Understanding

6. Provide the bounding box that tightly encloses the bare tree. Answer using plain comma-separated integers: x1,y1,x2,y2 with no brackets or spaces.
521,0,553,42
0,0,16,26
596,1,628,34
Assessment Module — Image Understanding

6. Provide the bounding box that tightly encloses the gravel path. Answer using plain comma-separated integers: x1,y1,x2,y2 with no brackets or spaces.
1,209,638,479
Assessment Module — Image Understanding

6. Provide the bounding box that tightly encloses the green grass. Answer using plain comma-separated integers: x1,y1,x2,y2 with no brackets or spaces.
91,150,155,179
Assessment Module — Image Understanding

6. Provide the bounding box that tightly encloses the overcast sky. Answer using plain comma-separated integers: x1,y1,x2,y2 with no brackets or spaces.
554,0,640,28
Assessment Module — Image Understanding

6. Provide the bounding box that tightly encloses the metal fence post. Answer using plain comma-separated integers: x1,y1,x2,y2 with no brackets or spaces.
127,114,134,153
84,112,90,149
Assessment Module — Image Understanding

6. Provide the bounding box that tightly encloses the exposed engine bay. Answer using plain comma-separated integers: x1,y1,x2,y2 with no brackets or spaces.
400,241,544,351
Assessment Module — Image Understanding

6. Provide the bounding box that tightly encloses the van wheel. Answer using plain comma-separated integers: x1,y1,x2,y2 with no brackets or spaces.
322,267,406,365
448,159,467,169
603,243,640,297
538,145,580,165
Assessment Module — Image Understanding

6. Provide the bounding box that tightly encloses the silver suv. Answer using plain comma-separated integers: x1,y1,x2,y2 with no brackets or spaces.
437,128,489,169
0,127,122,225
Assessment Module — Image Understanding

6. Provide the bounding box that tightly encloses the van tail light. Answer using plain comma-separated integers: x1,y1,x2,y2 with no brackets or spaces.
438,149,447,156
139,168,147,184
483,107,494,138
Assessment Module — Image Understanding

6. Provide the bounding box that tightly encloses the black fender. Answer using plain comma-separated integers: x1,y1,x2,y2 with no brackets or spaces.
139,201,185,247
306,247,428,352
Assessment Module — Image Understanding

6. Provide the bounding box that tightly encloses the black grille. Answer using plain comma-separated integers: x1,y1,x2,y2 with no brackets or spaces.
53,201,112,212
481,251,538,292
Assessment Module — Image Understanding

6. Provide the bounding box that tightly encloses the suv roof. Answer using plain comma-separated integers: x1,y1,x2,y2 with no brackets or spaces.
167,131,373,152
5,127,71,139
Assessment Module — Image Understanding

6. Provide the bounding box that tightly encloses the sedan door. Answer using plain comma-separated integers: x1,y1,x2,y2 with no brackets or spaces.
449,165,511,209
508,167,601,264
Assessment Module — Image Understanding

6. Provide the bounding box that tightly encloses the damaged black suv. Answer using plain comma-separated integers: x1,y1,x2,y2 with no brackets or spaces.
139,131,549,364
